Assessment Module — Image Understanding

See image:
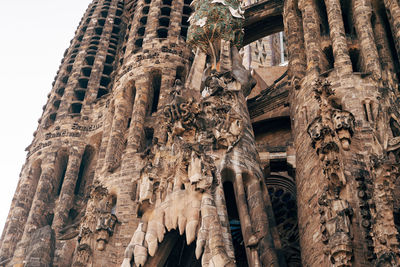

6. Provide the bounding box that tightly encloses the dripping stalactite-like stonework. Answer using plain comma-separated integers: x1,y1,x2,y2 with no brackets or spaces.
2,0,400,266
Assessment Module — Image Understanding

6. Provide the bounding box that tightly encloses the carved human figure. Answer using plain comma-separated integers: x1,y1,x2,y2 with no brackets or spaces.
96,213,117,251
319,192,353,266
138,163,155,204
188,151,202,185
332,110,355,150
308,117,346,188
73,186,118,265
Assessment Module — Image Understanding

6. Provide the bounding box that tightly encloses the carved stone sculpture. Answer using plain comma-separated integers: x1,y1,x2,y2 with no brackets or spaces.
332,110,355,151
319,190,353,267
72,185,117,266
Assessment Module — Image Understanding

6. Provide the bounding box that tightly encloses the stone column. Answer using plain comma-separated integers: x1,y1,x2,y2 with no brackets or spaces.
213,182,236,262
127,75,151,152
169,0,184,38
12,154,57,265
234,173,264,267
185,48,207,90
226,88,282,266
289,81,327,266
284,0,306,89
0,162,41,262
373,12,398,88
154,68,175,143
52,149,83,233
383,0,400,62
105,84,134,171
352,0,382,79
144,0,161,41
324,0,352,74
373,14,396,72
298,0,323,76
200,192,234,266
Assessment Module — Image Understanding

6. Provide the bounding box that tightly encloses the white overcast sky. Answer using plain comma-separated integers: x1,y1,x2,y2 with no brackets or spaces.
0,0,92,234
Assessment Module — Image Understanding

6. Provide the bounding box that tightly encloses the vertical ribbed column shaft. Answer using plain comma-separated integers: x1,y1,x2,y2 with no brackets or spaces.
233,173,263,267
124,0,144,56
200,192,233,266
12,155,57,264
144,0,162,41
352,0,382,79
95,100,115,173
373,14,396,73
214,182,236,262
169,0,184,37
0,163,41,261
105,85,133,171
226,90,282,266
284,0,306,89
153,68,175,143
324,0,352,74
298,0,322,76
52,150,83,232
127,76,151,152
383,0,400,62
185,48,207,90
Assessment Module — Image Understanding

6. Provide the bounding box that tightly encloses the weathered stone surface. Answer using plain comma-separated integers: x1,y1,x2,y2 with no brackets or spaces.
2,0,400,266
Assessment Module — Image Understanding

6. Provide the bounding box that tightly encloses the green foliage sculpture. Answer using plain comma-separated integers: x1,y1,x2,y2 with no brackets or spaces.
187,0,245,70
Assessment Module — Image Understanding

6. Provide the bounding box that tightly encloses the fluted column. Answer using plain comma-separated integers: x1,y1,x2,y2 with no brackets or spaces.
52,149,83,233
298,0,323,76
383,0,400,62
12,154,57,264
105,84,134,171
144,0,161,41
284,0,306,89
169,0,184,38
0,162,41,261
324,0,352,74
353,0,382,79
214,182,236,262
233,173,263,267
127,76,151,152
185,48,207,90
153,68,175,143
373,12,398,88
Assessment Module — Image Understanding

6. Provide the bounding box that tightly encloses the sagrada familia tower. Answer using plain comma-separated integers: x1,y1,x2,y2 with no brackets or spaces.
1,0,400,266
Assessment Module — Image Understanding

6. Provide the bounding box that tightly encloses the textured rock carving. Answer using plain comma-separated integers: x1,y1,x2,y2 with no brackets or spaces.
332,110,355,151
72,185,117,266
122,73,247,266
308,79,355,265
319,190,353,267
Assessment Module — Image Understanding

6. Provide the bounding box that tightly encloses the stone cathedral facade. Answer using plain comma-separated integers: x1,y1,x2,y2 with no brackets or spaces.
1,0,400,266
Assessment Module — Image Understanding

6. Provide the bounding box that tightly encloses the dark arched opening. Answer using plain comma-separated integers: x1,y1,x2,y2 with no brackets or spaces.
163,232,200,267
